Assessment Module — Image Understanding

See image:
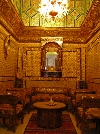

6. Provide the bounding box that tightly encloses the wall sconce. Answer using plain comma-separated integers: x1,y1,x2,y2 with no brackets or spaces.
4,35,11,59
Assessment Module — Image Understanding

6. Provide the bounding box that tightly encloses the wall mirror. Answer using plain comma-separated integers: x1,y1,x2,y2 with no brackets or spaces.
41,42,62,77
46,51,58,70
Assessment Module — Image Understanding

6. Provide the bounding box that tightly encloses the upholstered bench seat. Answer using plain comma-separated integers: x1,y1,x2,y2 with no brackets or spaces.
31,87,71,110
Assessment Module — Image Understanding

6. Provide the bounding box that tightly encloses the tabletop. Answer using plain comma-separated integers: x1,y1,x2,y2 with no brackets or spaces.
33,101,66,109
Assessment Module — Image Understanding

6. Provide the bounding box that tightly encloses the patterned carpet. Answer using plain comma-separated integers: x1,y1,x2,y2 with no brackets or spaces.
24,113,77,134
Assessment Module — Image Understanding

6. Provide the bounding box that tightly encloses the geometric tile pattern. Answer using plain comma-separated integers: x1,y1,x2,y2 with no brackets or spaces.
0,33,18,76
26,79,77,89
23,47,41,77
62,49,80,78
86,34,100,83
81,48,86,81
62,51,77,77
11,0,93,27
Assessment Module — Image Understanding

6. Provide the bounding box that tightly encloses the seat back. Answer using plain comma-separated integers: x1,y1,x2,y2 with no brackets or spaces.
82,96,100,110
0,95,23,133
81,96,100,134
0,95,18,106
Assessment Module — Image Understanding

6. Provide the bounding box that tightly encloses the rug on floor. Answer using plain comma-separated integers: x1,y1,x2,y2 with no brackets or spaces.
23,113,77,134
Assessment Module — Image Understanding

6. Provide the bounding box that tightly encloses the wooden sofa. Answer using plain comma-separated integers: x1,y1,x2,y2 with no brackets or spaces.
31,87,71,110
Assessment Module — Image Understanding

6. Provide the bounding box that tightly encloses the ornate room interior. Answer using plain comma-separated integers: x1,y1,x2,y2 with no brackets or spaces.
0,0,99,89
0,0,100,133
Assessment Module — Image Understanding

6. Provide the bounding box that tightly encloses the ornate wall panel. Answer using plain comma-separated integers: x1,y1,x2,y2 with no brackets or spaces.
86,31,100,83
62,51,77,77
0,0,99,91
41,37,63,47
17,47,23,73
81,47,86,81
62,48,81,79
26,79,77,89
23,47,41,77
0,25,18,90
0,26,18,77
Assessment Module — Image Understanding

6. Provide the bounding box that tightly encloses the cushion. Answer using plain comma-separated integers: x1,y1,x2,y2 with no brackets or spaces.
77,107,100,119
0,104,23,115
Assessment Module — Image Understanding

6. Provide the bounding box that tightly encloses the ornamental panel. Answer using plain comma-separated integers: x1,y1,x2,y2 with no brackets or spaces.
25,50,41,76
62,49,80,78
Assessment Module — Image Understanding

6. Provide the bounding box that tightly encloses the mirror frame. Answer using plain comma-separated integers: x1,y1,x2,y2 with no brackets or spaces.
41,42,62,71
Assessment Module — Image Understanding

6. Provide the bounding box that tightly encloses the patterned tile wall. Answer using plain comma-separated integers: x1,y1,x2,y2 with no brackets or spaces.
0,26,18,76
21,42,86,89
62,48,81,79
23,47,41,77
0,24,86,90
11,0,93,27
62,50,77,77
86,31,100,84
26,79,77,89
81,48,86,81
0,25,18,90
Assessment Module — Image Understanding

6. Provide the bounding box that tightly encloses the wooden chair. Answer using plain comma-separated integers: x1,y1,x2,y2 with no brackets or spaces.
71,90,96,114
6,88,32,113
0,95,24,133
76,96,100,134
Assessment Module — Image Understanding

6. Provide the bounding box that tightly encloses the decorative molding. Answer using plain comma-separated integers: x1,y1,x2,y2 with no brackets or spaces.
91,78,100,84
41,37,63,47
87,35,100,51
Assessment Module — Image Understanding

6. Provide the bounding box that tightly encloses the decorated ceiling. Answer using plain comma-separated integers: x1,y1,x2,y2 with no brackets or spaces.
0,0,99,43
11,0,93,27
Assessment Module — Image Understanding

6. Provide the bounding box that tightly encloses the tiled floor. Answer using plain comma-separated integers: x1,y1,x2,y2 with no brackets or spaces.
0,110,82,134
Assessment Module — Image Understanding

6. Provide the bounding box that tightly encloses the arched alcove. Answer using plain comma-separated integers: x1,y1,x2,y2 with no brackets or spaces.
41,42,62,77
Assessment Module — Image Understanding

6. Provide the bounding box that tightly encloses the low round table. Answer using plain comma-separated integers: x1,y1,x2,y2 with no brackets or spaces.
33,101,66,129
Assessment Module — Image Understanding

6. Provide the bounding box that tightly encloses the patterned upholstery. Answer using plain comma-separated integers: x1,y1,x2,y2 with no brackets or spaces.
76,95,100,134
0,95,24,133
31,87,71,110
70,90,96,114
32,94,51,102
0,104,23,115
6,88,32,113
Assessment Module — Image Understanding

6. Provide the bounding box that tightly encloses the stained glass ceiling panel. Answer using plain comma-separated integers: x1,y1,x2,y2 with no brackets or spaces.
11,0,94,27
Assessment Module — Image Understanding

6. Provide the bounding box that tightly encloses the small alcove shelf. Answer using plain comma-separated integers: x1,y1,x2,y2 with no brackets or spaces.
41,70,62,78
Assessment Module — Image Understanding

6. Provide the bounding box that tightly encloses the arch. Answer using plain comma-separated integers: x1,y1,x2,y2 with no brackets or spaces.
41,42,62,73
